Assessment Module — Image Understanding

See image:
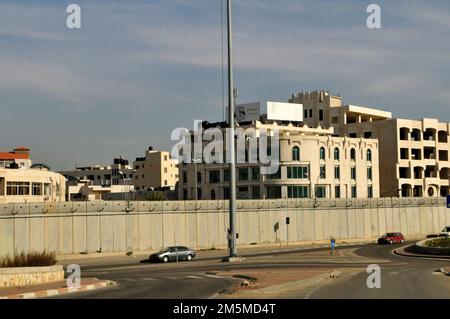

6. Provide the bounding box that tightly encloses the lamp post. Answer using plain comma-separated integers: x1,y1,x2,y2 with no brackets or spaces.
226,0,238,259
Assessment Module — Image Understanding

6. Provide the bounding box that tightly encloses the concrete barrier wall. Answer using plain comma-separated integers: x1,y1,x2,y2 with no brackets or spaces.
0,198,447,256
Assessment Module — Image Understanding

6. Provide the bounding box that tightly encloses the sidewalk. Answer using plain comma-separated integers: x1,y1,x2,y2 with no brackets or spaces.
0,278,116,299
394,244,450,260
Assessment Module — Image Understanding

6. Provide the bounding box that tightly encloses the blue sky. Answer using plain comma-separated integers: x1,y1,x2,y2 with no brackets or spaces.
0,0,449,170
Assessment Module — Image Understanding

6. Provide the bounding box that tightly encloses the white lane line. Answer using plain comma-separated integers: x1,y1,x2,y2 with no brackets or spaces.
185,276,204,279
204,274,225,279
142,278,158,281
165,277,178,280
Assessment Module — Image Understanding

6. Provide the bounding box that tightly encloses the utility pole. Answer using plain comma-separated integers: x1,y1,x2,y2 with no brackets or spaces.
227,0,238,259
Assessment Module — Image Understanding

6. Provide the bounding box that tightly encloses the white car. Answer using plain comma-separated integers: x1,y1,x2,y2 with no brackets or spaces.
440,226,450,237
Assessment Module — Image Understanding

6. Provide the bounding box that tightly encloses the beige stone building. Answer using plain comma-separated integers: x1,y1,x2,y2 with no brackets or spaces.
178,120,379,200
0,146,32,169
133,147,178,191
0,168,66,203
290,90,450,198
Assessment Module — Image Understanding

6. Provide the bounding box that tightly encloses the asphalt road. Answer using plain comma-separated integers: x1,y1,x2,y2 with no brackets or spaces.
51,243,450,299
308,244,450,299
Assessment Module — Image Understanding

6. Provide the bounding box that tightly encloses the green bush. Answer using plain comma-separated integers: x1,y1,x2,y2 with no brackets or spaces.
0,251,57,268
424,237,450,248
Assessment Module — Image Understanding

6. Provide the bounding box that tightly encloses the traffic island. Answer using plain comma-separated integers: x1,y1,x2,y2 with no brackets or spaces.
395,239,450,259
0,278,117,299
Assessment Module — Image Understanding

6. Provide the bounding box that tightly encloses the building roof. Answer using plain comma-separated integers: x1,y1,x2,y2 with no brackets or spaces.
14,146,30,151
0,152,29,160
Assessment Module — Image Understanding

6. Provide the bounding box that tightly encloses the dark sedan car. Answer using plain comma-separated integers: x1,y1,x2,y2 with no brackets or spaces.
377,232,405,244
149,246,196,263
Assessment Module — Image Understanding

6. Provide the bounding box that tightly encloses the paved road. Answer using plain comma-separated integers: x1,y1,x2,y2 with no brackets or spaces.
51,243,450,299
308,244,450,299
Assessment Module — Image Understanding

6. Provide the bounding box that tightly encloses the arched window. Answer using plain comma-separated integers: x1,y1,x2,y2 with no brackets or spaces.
320,147,326,160
350,148,356,161
334,148,340,161
367,149,372,162
292,146,300,161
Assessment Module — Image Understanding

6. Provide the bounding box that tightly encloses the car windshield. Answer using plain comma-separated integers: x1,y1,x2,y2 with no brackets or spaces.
160,247,173,252
383,233,393,237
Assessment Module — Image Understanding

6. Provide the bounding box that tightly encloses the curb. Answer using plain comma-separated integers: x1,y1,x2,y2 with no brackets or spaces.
0,280,117,299
440,268,450,276
394,245,450,260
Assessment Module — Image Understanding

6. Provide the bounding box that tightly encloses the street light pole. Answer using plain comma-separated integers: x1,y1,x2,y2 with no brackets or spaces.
227,0,237,258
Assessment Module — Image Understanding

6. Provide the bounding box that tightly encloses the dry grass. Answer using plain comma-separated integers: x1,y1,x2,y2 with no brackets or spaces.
0,251,57,268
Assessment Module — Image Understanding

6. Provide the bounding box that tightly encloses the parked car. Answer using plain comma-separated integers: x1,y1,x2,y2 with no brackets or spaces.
440,226,450,237
377,232,405,244
149,246,196,263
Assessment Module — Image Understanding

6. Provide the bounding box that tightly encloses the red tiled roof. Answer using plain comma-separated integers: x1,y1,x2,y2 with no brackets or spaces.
0,152,29,160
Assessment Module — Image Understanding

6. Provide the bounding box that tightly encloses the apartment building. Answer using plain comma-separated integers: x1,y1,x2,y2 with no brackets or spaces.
61,157,134,187
290,90,450,197
0,146,32,169
178,120,379,200
0,168,66,203
133,147,178,191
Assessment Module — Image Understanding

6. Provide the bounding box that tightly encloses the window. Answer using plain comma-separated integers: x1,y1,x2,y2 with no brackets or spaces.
164,180,168,186
197,188,202,199
335,186,341,198
267,186,282,199
267,168,281,179
223,187,230,199
32,183,42,196
252,186,260,199
164,155,168,161
287,166,309,179
211,190,216,200
367,167,373,180
334,148,340,161
197,172,202,183
288,186,309,198
251,167,260,180
182,171,188,183
320,165,326,179
164,168,167,173
351,166,357,180
334,166,340,179
209,170,220,184
238,168,249,181
368,186,373,198
331,116,339,124
304,109,308,118
7,182,30,195
309,109,312,118
320,147,326,160
364,132,372,139
292,146,300,161
350,148,356,161
237,186,249,199
319,109,324,121
223,169,230,182
351,186,357,198
367,149,372,162
183,189,187,199
315,186,326,198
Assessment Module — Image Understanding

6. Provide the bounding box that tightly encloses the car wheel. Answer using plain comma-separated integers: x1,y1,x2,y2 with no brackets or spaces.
389,240,393,244
162,256,169,263
186,254,192,261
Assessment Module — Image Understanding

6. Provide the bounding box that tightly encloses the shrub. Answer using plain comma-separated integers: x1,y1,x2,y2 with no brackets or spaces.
424,237,450,248
0,251,57,268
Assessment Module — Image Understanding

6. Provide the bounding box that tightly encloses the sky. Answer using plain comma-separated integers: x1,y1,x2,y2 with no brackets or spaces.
0,0,449,170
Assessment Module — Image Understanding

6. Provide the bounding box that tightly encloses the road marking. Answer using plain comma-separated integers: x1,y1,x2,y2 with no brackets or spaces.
165,277,178,280
205,274,225,279
389,272,399,276
124,278,138,282
185,276,204,279
142,278,158,281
